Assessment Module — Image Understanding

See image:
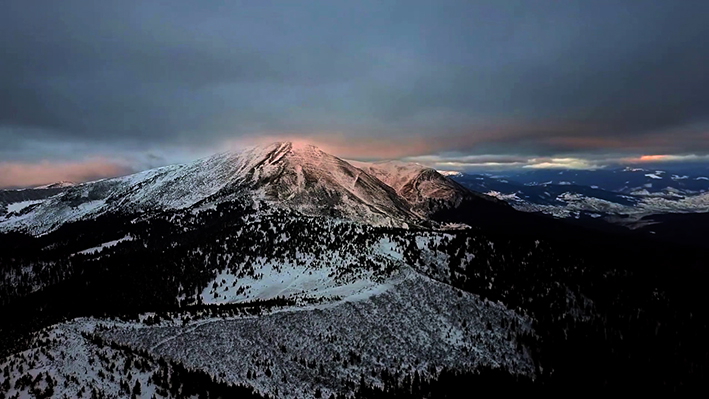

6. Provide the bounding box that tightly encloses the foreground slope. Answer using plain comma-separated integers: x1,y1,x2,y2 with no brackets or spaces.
0,243,536,398
99,271,534,398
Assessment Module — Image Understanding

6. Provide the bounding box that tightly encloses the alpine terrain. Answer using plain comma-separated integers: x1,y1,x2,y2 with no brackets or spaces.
1,142,707,397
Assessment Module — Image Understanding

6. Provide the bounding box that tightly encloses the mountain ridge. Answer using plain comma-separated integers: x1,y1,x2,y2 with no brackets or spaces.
0,142,491,234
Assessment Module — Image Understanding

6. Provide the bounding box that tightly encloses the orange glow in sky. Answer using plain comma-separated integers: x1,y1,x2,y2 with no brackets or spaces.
638,155,670,162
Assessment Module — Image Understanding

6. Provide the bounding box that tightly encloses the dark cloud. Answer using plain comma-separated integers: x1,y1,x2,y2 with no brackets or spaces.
1,0,708,172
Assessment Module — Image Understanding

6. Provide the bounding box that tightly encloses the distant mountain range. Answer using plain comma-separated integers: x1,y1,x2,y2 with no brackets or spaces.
450,168,709,225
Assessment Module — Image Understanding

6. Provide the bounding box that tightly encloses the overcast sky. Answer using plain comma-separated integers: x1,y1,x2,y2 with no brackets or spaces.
2,0,708,187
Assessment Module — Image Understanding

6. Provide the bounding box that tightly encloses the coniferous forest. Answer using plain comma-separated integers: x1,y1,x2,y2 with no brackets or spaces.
1,195,707,396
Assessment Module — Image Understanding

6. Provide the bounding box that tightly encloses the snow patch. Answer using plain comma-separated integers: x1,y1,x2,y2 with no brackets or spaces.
485,191,522,202
436,170,463,177
75,235,134,256
6,199,44,213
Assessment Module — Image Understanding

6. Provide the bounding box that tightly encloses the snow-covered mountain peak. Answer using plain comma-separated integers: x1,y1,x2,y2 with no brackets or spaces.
351,160,472,216
226,141,417,225
4,142,528,234
34,180,76,189
437,170,463,177
1,142,427,234
229,141,338,180
349,160,431,192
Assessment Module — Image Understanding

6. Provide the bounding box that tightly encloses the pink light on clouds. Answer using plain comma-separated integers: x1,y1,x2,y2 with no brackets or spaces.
221,120,609,160
225,133,442,159
0,159,132,188
622,154,697,163
637,154,671,162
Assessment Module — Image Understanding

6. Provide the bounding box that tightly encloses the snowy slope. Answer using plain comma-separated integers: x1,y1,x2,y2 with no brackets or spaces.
0,320,167,398
231,143,417,225
0,319,260,398
1,267,534,399
102,270,535,399
351,160,471,216
0,153,244,235
350,161,428,193
437,170,463,177
34,181,76,189
0,143,422,235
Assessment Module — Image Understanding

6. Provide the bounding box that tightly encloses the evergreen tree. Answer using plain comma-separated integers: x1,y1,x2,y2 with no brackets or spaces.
132,379,141,397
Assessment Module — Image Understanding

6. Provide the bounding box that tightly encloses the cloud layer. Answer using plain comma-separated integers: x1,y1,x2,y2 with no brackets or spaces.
0,159,131,188
2,1,709,186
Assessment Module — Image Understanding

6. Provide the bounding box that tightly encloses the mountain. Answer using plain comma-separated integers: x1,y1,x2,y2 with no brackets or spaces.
436,170,464,177
1,143,707,396
1,151,246,235
1,143,436,235
350,160,475,216
0,186,72,219
34,181,76,189
2,142,524,236
233,143,417,225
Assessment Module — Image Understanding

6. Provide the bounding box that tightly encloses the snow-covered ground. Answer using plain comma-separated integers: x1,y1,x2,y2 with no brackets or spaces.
350,160,429,193
0,265,535,399
0,142,426,235
74,234,135,256
104,270,535,399
352,159,469,216
197,228,464,306
489,190,709,219
436,170,464,177
5,199,45,214
0,319,188,399
200,254,386,305
0,220,550,399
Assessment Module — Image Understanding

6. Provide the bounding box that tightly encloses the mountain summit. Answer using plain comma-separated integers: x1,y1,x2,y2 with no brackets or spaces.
221,142,417,224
